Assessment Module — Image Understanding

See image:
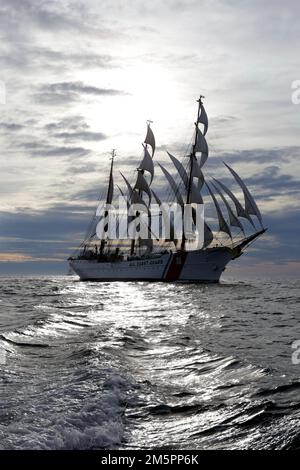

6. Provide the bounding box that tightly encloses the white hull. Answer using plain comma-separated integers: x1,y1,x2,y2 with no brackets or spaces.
69,248,233,282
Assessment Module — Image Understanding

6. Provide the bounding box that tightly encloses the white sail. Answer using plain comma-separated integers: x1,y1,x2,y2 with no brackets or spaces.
206,183,232,238
194,130,208,168
144,124,155,156
117,184,124,196
158,163,184,207
195,129,208,155
120,172,147,208
134,170,152,201
167,152,189,188
191,158,204,187
139,145,154,183
120,172,133,199
211,181,245,234
224,163,263,226
190,182,203,204
203,222,214,248
198,103,208,135
199,151,209,168
131,190,148,207
151,189,176,243
212,177,256,228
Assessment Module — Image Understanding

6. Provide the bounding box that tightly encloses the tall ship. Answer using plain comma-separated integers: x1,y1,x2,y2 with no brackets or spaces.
69,96,266,282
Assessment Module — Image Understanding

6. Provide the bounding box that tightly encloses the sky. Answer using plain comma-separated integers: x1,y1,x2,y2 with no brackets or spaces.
0,0,299,277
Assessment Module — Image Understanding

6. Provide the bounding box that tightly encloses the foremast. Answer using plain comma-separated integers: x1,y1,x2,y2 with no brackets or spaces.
99,149,116,255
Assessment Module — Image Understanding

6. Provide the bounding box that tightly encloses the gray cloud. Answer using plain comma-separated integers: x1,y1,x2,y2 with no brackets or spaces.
34,81,128,105
53,131,107,142
18,142,91,158
0,122,24,131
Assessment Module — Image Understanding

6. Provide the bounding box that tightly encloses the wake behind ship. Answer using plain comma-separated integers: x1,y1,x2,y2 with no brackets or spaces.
69,96,266,282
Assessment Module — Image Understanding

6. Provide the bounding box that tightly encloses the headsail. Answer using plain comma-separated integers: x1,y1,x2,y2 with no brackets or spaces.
212,177,256,228
203,222,214,248
224,163,263,227
211,181,245,235
167,152,189,188
158,163,184,207
120,172,134,199
206,182,232,238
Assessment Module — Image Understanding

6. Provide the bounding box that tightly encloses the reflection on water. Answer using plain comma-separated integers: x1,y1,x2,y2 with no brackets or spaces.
0,276,299,449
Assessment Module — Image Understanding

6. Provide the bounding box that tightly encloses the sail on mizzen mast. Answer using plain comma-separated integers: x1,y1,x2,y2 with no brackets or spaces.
167,152,189,188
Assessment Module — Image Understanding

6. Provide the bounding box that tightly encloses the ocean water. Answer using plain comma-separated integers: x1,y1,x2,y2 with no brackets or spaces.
0,276,299,450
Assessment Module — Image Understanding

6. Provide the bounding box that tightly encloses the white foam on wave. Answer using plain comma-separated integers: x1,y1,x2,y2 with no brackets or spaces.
0,371,132,450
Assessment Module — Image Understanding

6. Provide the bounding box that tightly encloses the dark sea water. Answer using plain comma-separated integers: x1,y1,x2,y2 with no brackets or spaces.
0,276,299,450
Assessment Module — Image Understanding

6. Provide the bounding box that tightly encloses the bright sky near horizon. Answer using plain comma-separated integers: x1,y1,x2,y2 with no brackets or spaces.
0,0,299,276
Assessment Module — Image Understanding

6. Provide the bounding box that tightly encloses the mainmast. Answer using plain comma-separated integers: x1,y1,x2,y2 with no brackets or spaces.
100,149,116,255
130,120,154,256
181,95,204,250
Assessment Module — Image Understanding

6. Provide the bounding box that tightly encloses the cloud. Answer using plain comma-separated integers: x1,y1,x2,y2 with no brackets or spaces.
53,131,107,142
35,81,128,105
18,142,91,158
0,252,33,262
0,122,24,131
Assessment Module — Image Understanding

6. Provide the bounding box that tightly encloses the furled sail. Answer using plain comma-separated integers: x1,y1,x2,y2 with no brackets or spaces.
139,145,154,183
107,172,114,205
198,102,208,135
212,177,256,228
211,181,245,234
167,152,189,188
134,170,151,201
224,163,263,226
158,163,184,207
206,182,232,238
144,123,155,156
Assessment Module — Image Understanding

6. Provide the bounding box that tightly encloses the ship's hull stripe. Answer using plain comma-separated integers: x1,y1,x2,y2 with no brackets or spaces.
164,251,188,281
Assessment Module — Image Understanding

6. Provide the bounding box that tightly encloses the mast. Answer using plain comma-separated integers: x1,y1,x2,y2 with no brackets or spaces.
181,95,203,250
130,120,153,256
100,149,116,255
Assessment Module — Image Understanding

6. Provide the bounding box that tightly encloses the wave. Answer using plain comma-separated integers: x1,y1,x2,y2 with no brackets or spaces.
0,334,49,348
